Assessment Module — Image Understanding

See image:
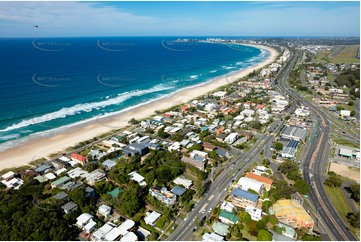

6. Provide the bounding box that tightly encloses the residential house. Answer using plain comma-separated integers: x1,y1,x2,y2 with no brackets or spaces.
220,201,235,213
212,222,229,236
171,186,187,196
61,201,78,214
85,186,96,198
245,206,262,221
91,222,115,241
202,232,224,241
245,173,274,191
237,177,264,194
98,204,112,218
230,188,259,208
224,133,238,144
76,213,97,233
203,143,216,152
120,232,138,241
71,153,87,165
215,148,231,159
86,169,106,185
173,176,193,189
218,210,239,225
149,186,177,206
51,176,71,188
34,164,53,175
102,159,117,170
144,211,161,226
122,143,149,157
0,171,24,189
182,154,206,171
129,171,147,186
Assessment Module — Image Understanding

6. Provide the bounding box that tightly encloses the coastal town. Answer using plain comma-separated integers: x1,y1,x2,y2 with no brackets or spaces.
0,37,359,242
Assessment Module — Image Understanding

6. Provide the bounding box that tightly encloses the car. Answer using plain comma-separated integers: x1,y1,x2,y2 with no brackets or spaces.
208,208,212,213
201,209,205,214
193,227,197,232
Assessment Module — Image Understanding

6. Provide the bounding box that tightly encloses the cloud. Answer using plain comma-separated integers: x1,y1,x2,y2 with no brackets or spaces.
0,2,158,36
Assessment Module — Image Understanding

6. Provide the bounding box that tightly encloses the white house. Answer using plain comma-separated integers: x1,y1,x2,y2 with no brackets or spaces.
144,211,161,226
241,109,255,117
98,204,112,218
212,91,227,98
245,206,262,221
220,202,235,213
129,171,147,186
237,177,264,194
173,176,193,189
202,232,224,241
224,133,238,144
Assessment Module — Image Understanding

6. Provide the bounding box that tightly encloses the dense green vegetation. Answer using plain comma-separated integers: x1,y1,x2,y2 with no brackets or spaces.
0,180,79,240
278,160,309,195
324,171,342,188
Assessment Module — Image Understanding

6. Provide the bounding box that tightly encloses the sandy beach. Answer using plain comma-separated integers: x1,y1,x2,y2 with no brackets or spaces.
0,44,278,170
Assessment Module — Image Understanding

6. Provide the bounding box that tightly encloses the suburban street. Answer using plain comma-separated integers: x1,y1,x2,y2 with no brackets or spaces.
167,132,279,241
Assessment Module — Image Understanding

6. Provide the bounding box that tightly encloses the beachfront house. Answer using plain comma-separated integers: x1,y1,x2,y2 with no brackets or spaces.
70,153,87,166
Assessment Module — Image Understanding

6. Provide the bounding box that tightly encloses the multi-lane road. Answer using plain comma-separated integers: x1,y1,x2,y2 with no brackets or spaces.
275,49,358,241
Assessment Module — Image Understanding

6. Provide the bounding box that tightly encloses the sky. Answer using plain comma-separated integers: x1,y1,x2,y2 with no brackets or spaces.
0,1,359,37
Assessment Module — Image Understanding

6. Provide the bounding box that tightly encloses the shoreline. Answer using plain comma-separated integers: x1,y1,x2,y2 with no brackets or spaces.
0,44,279,170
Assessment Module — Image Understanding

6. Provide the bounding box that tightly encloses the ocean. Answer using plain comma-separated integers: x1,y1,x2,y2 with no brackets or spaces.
0,37,268,151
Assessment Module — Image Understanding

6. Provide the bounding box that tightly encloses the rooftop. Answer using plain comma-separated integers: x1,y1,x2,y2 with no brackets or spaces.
219,210,239,223
231,188,259,202
171,186,187,196
245,173,274,185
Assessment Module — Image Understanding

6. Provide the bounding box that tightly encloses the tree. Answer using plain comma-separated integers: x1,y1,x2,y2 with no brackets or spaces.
209,150,218,159
239,211,251,223
324,172,342,188
348,101,354,106
188,143,203,152
346,211,360,227
348,183,360,202
294,180,309,195
301,234,322,241
262,200,273,213
274,142,283,151
257,229,272,241
117,184,143,217
128,118,139,125
157,128,169,139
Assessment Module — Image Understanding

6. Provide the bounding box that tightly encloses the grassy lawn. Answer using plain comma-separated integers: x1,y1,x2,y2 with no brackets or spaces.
332,138,360,148
324,186,360,238
316,45,360,64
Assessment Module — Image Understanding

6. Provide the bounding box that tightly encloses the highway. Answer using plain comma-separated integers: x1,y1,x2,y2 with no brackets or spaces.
274,48,358,241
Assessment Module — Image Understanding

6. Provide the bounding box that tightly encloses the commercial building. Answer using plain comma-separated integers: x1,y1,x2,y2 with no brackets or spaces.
271,199,314,229
280,139,300,159
281,126,307,141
